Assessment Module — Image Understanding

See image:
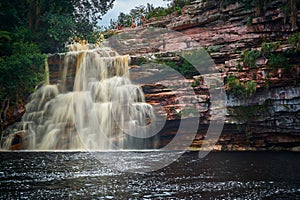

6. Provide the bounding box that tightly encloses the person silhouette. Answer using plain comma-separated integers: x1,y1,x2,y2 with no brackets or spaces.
131,18,136,28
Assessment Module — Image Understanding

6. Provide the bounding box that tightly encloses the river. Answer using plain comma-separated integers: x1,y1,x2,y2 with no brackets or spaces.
0,151,299,199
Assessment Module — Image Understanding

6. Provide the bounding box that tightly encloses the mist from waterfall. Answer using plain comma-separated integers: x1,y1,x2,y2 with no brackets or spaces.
1,44,156,150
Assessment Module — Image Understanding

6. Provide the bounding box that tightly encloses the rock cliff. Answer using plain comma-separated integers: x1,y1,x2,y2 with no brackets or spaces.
105,0,300,151
8,0,300,151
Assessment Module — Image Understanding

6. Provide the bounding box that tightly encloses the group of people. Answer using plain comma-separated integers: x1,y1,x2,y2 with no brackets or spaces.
117,16,147,30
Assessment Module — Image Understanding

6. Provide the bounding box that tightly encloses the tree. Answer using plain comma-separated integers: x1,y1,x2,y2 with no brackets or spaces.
118,12,131,27
0,0,115,128
163,0,192,8
0,42,45,102
130,5,146,19
72,0,115,26
0,0,115,53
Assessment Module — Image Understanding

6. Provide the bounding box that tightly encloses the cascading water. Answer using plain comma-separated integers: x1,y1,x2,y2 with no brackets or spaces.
1,44,156,150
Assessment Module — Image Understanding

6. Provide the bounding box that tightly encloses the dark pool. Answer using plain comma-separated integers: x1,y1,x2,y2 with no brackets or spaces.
0,151,299,199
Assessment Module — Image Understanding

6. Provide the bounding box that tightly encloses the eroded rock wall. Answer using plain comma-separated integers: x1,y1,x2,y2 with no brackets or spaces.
127,0,300,150
46,0,300,150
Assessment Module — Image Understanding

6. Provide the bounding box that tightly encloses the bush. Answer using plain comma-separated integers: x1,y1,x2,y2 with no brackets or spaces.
246,17,253,26
267,54,290,71
131,57,148,65
0,42,46,102
288,32,300,52
261,42,281,57
244,80,257,97
191,76,203,87
156,59,199,79
156,50,202,79
0,31,12,57
225,75,257,97
180,59,200,78
206,45,224,53
242,49,261,68
225,75,246,97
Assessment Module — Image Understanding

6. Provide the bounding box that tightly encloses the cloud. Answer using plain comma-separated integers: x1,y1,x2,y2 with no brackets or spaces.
98,0,167,27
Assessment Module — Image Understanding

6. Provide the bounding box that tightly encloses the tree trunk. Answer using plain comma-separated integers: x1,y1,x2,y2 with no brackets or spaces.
35,1,41,32
289,0,298,30
28,0,35,30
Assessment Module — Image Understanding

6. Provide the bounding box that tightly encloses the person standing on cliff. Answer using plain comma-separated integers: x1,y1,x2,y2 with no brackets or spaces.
117,23,123,30
141,16,147,27
131,18,136,28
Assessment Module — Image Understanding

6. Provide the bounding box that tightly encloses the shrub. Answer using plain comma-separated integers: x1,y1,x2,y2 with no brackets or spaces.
225,75,257,97
261,42,281,57
242,49,261,68
225,75,246,97
206,45,224,53
246,17,253,26
191,76,203,87
0,31,12,57
134,57,148,65
103,30,117,39
288,32,300,52
267,54,290,71
161,59,198,79
244,80,257,97
0,42,46,102
236,63,243,71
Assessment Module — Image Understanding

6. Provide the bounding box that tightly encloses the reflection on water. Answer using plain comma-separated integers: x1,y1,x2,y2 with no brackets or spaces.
0,152,299,199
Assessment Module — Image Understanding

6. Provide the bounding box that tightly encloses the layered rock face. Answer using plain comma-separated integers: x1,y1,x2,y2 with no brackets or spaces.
47,0,300,151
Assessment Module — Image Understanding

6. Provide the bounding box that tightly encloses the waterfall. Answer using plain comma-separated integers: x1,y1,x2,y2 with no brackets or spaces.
1,46,156,150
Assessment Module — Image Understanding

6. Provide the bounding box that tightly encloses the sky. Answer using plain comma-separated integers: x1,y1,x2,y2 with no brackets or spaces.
98,0,168,27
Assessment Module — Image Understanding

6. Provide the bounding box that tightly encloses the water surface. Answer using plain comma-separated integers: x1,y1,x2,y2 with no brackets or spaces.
0,151,299,199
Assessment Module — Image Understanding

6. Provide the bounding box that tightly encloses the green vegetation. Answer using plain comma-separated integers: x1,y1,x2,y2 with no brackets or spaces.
133,57,148,66
191,76,204,87
155,49,210,79
288,32,300,52
0,0,115,53
206,45,224,53
242,39,292,72
268,54,291,71
0,42,46,102
229,103,270,139
0,0,114,116
154,58,199,79
237,36,294,90
261,42,281,57
225,75,245,97
225,75,257,97
179,59,200,79
242,49,260,68
261,41,291,72
221,0,270,14
231,105,264,122
161,59,199,79
244,80,257,97
110,0,193,28
148,0,193,18
281,0,299,29
237,63,243,71
246,17,253,27
147,5,181,19
222,0,299,29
